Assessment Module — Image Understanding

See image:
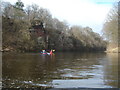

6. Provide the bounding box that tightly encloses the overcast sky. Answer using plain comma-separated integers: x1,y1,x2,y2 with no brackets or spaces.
3,0,117,34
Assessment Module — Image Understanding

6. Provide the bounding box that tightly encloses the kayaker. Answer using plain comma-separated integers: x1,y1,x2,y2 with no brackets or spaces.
41,50,46,54
49,49,55,55
50,50,53,55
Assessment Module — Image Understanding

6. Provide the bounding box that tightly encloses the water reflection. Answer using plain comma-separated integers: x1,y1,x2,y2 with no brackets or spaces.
103,53,118,88
2,52,119,88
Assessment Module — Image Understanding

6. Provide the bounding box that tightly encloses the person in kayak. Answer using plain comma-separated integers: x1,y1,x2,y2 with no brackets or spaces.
41,49,55,55
50,50,53,55
41,50,47,54
47,49,55,55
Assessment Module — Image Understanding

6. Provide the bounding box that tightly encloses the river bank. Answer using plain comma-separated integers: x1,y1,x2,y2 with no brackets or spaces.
105,47,120,53
0,47,106,53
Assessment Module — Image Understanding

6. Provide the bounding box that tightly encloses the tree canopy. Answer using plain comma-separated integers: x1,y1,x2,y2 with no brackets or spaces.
2,1,107,52
102,3,119,49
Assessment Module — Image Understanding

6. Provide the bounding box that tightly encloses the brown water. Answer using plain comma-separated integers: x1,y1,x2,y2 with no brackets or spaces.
2,52,119,88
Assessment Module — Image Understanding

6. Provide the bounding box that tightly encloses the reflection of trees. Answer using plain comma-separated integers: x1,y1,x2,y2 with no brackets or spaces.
3,52,106,88
103,53,118,88
55,52,106,69
3,52,118,88
2,53,57,88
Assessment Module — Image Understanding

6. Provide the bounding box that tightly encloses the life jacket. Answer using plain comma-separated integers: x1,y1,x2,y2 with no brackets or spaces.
50,50,53,55
42,53,46,54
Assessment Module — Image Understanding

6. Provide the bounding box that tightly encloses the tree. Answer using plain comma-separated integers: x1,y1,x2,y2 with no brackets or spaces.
102,3,118,45
2,1,107,52
14,0,24,11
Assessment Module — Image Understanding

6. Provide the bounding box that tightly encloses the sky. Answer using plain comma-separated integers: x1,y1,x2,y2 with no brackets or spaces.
3,0,117,34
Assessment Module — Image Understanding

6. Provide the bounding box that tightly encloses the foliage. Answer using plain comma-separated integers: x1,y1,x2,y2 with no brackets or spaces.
14,0,24,11
2,1,107,52
102,3,118,45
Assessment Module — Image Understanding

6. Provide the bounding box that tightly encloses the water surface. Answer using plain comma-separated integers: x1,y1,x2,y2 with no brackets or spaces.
2,52,119,88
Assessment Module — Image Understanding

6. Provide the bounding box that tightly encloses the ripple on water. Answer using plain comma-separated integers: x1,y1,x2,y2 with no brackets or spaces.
22,81,53,88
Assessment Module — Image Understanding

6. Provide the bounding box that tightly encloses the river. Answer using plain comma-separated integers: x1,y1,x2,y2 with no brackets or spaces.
2,52,119,88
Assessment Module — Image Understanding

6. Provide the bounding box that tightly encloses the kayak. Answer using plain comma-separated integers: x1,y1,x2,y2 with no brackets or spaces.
41,52,52,55
41,50,55,55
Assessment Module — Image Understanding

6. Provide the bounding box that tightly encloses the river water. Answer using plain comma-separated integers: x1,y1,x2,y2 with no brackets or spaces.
2,52,119,88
